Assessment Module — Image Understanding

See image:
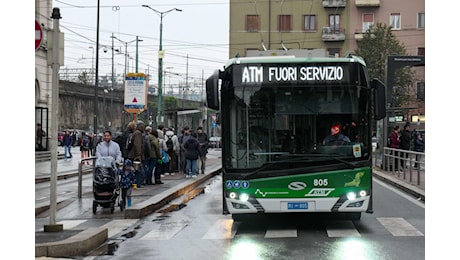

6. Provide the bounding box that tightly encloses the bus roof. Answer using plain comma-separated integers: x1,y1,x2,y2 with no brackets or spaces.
224,55,366,68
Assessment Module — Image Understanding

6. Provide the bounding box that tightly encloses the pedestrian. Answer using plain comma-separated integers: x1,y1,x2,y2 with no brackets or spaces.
80,132,90,164
145,126,161,185
127,122,146,188
389,125,401,172
71,130,77,147
89,133,97,157
414,131,425,168
400,123,412,169
184,132,200,178
121,121,136,160
36,123,46,151
196,126,209,174
323,122,351,144
95,130,122,164
165,128,180,175
179,126,191,175
158,130,169,178
151,129,165,184
120,159,136,208
63,130,73,161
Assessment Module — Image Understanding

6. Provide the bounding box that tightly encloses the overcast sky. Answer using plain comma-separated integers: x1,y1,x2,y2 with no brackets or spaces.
51,0,230,90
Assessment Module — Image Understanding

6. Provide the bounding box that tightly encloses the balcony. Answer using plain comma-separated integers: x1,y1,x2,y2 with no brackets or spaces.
322,0,346,8
355,0,380,7
354,31,375,41
322,27,346,42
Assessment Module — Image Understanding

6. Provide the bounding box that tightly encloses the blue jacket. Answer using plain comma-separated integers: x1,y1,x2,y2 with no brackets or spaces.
63,134,73,146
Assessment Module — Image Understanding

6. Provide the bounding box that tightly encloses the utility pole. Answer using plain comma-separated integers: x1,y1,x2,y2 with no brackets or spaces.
45,7,63,232
94,0,100,135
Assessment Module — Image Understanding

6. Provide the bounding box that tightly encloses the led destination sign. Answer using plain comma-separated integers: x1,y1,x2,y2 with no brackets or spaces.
235,64,350,85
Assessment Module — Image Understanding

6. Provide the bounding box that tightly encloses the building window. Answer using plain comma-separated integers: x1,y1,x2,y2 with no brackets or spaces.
303,15,316,31
329,14,341,32
362,13,374,32
418,13,425,29
416,81,425,101
328,48,341,57
278,15,292,32
417,47,425,56
246,15,260,32
390,13,401,30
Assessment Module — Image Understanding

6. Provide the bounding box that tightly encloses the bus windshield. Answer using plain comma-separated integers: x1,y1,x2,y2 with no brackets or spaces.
223,83,371,169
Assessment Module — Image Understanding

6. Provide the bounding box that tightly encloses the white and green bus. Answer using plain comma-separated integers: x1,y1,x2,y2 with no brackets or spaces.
206,55,386,220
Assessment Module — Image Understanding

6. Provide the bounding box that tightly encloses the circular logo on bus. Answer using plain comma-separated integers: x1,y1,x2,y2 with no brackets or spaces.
288,182,307,191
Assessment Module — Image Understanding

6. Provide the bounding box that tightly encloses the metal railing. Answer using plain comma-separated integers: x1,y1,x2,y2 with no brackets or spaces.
382,147,425,187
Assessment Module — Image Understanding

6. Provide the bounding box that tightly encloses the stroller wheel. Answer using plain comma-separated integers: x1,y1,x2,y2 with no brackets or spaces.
92,201,97,214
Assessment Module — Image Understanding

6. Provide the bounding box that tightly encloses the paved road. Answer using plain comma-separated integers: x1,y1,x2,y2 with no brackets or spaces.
34,146,424,258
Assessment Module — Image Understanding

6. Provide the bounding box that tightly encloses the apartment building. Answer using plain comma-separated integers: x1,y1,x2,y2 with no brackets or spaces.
229,0,425,129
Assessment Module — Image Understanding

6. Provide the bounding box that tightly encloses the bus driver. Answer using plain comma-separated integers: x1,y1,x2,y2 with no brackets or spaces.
323,123,351,145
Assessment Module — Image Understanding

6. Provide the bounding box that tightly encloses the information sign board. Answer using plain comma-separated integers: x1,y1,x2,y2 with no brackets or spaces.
124,73,148,113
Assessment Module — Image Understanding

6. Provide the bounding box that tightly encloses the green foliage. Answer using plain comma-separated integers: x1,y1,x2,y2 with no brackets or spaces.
163,96,179,110
353,23,414,107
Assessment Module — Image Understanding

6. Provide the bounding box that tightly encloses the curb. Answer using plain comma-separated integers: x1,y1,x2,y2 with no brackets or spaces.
125,168,222,219
373,168,425,201
35,227,108,257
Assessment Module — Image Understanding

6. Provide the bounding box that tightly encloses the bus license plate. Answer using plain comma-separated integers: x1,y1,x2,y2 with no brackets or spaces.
287,202,308,210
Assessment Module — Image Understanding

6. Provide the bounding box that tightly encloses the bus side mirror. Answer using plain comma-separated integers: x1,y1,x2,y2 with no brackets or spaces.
206,70,220,110
371,78,386,120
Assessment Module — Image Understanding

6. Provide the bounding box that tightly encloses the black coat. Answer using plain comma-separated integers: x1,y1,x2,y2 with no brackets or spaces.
184,137,200,160
400,130,411,150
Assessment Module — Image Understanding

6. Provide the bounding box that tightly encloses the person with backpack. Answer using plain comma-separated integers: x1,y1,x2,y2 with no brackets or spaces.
80,132,90,165
165,128,180,175
121,121,136,160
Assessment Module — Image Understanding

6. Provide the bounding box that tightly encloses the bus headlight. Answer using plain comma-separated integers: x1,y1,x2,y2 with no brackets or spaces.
359,190,367,197
346,192,357,200
229,192,237,199
239,193,250,202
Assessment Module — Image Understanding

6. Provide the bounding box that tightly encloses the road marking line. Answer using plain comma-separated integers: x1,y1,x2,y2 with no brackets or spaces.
326,221,361,237
377,217,424,236
265,226,297,238
140,220,190,240
203,219,238,240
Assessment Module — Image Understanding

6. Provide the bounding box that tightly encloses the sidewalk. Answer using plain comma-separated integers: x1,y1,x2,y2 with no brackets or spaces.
35,147,223,257
35,147,424,258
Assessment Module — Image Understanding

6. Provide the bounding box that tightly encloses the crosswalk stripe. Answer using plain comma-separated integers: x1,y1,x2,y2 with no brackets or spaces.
140,219,190,240
100,219,139,238
326,221,361,237
203,219,238,240
265,227,297,238
377,217,424,236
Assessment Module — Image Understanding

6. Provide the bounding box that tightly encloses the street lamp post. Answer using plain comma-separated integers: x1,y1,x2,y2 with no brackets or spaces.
142,4,182,126
111,36,143,80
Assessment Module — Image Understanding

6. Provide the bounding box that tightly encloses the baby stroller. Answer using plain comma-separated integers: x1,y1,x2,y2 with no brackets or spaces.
92,156,123,214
